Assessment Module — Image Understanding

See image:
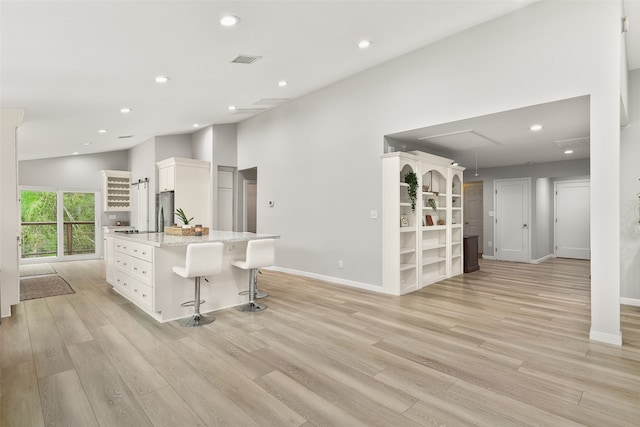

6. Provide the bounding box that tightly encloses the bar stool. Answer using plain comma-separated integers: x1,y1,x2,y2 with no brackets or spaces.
232,239,275,312
172,242,224,327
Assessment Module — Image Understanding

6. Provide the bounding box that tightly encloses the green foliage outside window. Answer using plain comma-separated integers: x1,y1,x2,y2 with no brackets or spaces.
21,191,96,258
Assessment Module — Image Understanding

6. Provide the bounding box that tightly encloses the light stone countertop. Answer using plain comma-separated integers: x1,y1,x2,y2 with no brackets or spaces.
108,230,279,247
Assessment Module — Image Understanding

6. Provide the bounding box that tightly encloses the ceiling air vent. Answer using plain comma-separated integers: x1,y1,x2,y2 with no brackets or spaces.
231,55,261,64
251,98,290,106
118,135,134,139
230,107,268,115
553,137,590,149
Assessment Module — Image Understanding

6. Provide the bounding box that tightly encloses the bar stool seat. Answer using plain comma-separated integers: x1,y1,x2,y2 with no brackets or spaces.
172,242,224,326
232,239,275,312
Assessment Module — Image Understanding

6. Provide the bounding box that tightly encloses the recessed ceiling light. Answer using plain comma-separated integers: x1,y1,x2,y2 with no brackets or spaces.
564,149,574,154
358,40,371,49
120,107,132,114
220,15,240,27
193,123,200,128
98,129,108,134
228,105,237,111
278,80,288,87
83,142,91,146
154,76,170,83
530,124,543,131
72,151,80,155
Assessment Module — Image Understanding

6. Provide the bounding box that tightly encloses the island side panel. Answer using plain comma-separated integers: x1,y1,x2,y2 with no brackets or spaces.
153,241,249,322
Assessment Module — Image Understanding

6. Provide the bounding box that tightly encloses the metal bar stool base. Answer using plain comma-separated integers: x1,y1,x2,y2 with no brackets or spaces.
236,302,267,312
180,313,215,327
255,290,268,299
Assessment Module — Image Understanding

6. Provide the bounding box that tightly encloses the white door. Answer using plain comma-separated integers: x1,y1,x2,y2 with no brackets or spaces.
555,180,590,259
463,181,483,254
495,178,530,262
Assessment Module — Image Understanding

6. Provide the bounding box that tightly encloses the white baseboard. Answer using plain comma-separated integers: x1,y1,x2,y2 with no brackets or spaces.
481,254,495,260
266,266,387,294
589,329,622,346
621,297,640,307
531,254,554,264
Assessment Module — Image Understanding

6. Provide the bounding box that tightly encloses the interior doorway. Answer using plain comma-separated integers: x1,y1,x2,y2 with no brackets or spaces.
244,180,257,233
463,181,483,256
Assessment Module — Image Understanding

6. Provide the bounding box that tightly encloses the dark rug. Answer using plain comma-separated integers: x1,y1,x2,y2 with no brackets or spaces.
20,274,75,301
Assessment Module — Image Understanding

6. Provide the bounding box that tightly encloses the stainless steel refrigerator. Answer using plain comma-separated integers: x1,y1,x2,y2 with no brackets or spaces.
157,191,175,232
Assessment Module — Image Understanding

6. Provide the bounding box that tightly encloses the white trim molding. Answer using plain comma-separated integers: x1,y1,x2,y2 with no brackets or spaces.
482,254,495,260
621,297,640,307
266,266,387,294
531,254,555,264
589,329,622,346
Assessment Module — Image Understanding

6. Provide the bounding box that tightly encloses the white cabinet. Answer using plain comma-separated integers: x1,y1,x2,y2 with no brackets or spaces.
158,164,175,192
102,170,131,211
111,239,155,313
382,151,464,295
156,157,211,227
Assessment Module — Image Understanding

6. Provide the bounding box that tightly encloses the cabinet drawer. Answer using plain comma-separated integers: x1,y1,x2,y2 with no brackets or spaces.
114,271,133,295
114,240,130,254
129,242,153,262
131,258,152,285
132,281,153,311
114,253,131,273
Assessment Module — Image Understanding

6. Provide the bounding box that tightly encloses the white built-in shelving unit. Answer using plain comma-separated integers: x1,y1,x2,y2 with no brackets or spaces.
102,170,131,212
382,151,464,295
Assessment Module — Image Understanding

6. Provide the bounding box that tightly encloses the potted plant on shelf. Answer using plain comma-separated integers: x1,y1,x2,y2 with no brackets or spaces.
175,208,194,228
404,172,418,212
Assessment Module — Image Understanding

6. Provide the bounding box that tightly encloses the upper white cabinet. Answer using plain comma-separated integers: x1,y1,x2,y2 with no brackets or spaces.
102,170,131,211
382,151,464,295
158,164,175,192
156,157,211,227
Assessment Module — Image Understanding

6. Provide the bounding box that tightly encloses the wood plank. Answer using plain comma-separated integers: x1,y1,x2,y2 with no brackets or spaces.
25,299,75,378
46,295,94,345
153,356,260,427
92,324,168,396
67,340,153,427
138,386,207,427
166,337,306,427
0,303,32,369
256,370,369,427
1,361,45,427
38,369,99,427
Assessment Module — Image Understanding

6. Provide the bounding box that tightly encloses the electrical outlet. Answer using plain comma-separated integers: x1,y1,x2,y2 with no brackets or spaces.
338,260,344,269
488,241,492,247
370,210,378,219
227,244,235,252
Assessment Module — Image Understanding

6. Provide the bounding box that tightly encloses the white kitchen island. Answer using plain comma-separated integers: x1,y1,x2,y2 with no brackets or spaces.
105,231,279,322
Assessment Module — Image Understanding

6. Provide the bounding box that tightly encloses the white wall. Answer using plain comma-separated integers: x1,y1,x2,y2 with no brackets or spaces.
191,124,238,230
620,69,640,302
237,1,622,343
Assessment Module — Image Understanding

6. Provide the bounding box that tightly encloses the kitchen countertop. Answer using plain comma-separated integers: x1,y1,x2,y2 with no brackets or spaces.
108,230,279,247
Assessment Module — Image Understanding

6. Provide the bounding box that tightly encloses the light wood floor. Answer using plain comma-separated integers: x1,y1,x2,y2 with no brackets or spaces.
1,258,639,426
